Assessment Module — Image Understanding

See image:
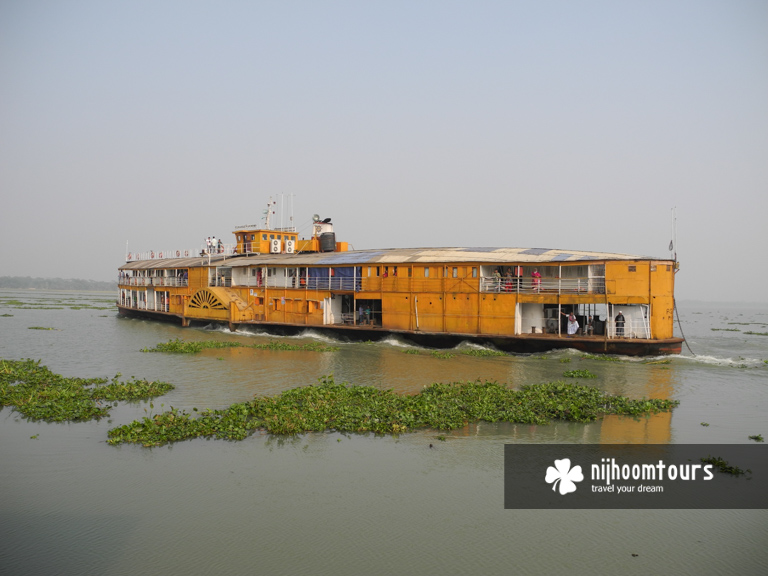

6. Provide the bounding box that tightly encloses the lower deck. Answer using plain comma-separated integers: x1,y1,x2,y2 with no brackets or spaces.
117,304,684,356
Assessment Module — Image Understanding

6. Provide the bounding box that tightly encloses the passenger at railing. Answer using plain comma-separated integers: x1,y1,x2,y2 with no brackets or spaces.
217,238,223,253
206,237,212,254
504,269,514,292
561,311,579,337
615,311,625,337
493,268,502,291
531,268,542,292
584,316,594,336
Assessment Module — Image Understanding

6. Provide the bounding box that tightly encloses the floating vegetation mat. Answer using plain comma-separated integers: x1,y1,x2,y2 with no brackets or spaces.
580,354,625,362
0,297,114,311
404,348,507,358
141,338,339,354
563,369,597,379
107,377,679,447
0,359,173,422
700,456,750,476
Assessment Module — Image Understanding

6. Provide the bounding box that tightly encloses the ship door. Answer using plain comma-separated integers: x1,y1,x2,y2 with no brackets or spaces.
323,296,343,325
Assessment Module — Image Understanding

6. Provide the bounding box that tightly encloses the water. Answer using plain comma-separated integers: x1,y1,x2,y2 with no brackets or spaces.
1,290,766,575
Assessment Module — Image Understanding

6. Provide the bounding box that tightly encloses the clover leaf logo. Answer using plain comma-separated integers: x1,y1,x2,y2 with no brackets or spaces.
545,458,584,495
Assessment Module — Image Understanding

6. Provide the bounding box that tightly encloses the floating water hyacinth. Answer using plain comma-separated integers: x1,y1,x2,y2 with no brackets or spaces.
107,377,679,447
0,359,173,422
141,338,339,354
563,369,597,379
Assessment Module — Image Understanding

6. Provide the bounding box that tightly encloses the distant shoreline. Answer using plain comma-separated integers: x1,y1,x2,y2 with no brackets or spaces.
0,277,114,292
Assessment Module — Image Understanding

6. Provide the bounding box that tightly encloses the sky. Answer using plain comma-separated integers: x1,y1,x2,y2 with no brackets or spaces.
1,0,766,302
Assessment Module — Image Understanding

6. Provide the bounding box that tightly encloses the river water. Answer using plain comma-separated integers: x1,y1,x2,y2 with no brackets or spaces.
1,290,766,575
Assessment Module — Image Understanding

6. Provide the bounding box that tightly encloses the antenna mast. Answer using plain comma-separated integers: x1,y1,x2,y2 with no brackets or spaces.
263,197,276,230
669,207,677,264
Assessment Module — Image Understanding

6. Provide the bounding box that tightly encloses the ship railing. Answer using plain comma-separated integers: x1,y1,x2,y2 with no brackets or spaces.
120,299,170,313
118,276,189,287
264,277,360,291
607,318,650,339
126,244,237,262
480,276,605,294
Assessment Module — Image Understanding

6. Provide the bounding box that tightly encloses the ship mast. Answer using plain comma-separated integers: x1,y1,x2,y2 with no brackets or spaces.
263,197,276,230
669,206,677,264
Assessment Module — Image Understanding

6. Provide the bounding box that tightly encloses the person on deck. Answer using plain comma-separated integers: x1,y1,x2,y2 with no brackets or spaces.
615,311,626,338
531,268,542,292
504,269,514,292
561,311,579,337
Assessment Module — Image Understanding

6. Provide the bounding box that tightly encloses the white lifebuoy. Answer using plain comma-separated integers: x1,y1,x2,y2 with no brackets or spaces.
184,250,189,257
151,251,155,258
176,250,180,257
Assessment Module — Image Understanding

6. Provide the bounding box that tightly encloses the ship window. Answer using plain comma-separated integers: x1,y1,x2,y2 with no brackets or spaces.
270,234,275,240
650,265,657,272
251,234,255,241
452,267,458,278
628,265,636,272
277,235,281,240
408,268,412,278
472,267,477,278
666,265,671,271
262,234,267,240
424,268,429,278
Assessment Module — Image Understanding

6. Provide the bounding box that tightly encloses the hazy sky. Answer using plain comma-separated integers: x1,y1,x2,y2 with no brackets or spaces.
1,1,766,302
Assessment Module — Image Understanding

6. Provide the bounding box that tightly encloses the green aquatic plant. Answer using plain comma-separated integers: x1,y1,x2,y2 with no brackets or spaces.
580,354,624,362
1,313,13,317
141,339,243,353
644,359,671,365
744,331,768,336
430,350,454,359
711,328,740,332
748,434,764,442
563,369,597,379
107,377,679,447
461,349,507,357
0,359,173,422
700,422,710,427
559,358,571,363
700,456,750,476
252,340,339,352
404,349,421,355
141,338,339,354
28,326,56,331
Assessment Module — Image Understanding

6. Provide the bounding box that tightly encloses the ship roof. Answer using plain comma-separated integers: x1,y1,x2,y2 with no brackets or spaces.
120,247,664,270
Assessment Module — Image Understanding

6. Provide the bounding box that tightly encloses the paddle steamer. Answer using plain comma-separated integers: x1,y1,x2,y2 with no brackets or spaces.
117,210,683,356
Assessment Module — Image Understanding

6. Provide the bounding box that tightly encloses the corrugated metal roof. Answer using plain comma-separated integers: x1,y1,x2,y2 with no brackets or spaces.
119,246,662,270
